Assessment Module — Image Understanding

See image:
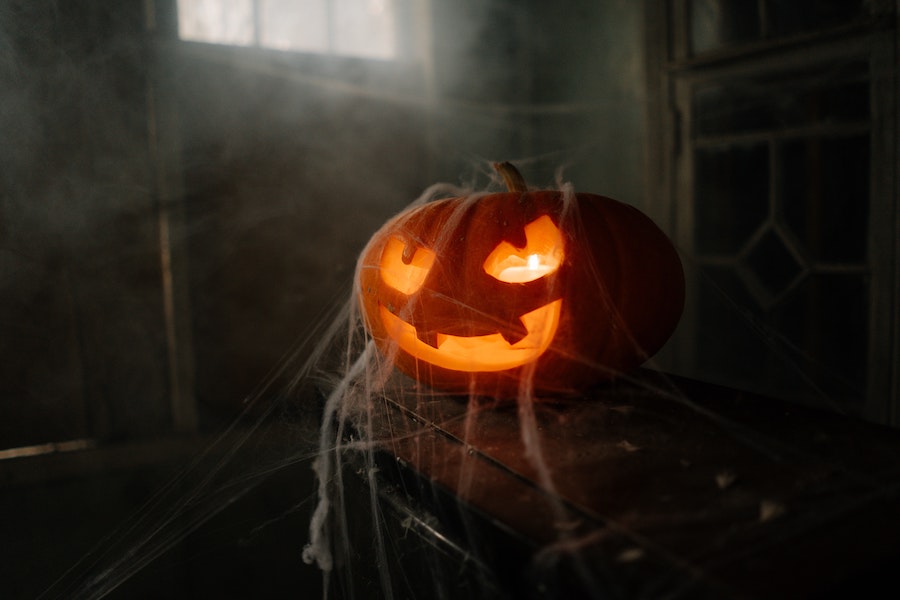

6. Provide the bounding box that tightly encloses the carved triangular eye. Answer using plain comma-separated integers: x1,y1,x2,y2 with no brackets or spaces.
483,215,564,283
380,237,436,294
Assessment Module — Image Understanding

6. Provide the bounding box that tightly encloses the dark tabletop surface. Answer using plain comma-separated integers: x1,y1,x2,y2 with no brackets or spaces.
353,370,900,599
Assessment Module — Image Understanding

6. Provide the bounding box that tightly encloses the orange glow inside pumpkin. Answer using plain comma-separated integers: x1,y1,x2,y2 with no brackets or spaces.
380,237,436,294
375,214,566,373
379,299,562,372
483,215,563,283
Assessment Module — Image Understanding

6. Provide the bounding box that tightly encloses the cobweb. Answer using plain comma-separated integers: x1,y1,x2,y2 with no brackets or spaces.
38,168,898,600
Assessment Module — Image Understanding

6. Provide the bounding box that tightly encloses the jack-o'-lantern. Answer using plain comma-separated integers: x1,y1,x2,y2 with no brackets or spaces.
356,162,684,397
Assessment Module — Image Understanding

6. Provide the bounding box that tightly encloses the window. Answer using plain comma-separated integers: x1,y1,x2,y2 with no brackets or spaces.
176,0,399,60
648,0,897,424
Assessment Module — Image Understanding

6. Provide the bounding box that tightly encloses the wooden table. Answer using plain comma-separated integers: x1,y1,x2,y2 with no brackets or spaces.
333,371,900,599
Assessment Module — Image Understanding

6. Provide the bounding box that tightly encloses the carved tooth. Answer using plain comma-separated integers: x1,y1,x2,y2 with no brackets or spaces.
499,321,529,345
415,327,440,348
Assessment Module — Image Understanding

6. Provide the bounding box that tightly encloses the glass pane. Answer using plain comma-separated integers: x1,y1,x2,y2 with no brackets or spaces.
177,0,255,46
689,0,761,54
693,73,869,138
790,79,870,125
693,83,776,137
696,269,868,409
782,135,870,264
768,0,866,38
773,273,869,403
694,144,770,255
259,0,328,53
742,228,804,297
334,0,397,60
695,265,767,387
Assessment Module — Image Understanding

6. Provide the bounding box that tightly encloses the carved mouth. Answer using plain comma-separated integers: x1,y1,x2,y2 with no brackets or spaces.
378,299,562,372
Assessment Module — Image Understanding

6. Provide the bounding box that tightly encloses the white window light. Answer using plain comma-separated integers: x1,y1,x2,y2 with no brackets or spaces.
176,0,398,60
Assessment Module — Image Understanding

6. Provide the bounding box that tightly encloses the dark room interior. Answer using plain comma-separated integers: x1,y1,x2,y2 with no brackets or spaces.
1,1,898,598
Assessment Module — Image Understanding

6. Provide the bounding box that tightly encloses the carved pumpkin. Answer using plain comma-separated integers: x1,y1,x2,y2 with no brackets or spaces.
356,162,684,397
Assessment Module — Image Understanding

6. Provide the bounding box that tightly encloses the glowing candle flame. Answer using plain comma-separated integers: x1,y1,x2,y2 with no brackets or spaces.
483,215,564,284
498,254,554,283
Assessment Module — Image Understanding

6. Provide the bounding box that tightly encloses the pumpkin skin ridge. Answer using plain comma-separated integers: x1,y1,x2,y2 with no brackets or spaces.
576,196,644,373
558,195,625,371
356,188,684,398
596,199,685,368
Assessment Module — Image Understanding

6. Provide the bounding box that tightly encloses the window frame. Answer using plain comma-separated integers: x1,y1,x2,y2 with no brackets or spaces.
645,0,899,425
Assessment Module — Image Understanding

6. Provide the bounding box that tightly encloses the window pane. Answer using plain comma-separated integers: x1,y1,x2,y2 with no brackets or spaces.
693,72,869,138
177,0,254,46
695,265,767,387
742,229,804,299
688,0,868,55
768,0,866,38
694,144,770,255
693,83,776,137
177,0,399,60
689,0,760,54
334,0,397,60
782,135,870,264
696,270,869,407
259,0,328,53
772,273,869,402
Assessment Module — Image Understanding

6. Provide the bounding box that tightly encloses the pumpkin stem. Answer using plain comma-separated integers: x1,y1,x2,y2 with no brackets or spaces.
493,161,528,193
